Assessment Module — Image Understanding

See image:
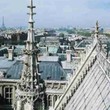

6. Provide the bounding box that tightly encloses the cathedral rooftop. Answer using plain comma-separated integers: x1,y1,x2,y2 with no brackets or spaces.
0,55,68,81
0,57,22,79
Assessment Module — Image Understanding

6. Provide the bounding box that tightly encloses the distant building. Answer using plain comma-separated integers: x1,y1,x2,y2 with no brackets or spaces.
1,16,6,31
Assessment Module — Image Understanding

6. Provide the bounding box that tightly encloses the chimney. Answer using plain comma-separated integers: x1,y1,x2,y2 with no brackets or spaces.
8,46,14,61
0,71,4,79
66,50,72,62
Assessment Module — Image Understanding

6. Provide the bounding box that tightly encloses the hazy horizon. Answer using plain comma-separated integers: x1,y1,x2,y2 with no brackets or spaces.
0,0,110,28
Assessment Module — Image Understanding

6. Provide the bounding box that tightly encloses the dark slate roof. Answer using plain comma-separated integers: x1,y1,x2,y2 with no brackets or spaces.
0,47,8,56
0,57,67,80
6,61,23,79
39,61,67,80
0,57,16,69
0,57,23,79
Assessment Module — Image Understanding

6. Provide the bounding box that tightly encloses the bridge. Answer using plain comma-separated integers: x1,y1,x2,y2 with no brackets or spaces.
53,22,110,110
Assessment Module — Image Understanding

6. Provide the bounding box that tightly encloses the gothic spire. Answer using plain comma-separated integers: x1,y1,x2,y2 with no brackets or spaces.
22,0,38,91
27,0,36,44
15,0,45,110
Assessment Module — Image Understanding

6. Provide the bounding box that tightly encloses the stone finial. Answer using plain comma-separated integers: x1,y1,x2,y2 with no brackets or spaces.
95,21,99,36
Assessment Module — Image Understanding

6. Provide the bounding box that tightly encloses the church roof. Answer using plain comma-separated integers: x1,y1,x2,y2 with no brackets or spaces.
39,61,67,80
0,57,23,79
6,61,23,79
0,57,16,69
0,56,67,81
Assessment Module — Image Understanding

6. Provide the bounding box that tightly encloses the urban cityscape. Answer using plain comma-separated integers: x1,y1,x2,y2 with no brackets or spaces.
0,0,110,110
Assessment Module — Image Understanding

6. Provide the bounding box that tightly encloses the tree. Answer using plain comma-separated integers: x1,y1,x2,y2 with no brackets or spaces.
59,33,64,37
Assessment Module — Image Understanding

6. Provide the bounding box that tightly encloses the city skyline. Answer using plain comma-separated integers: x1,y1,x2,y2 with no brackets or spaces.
0,0,110,28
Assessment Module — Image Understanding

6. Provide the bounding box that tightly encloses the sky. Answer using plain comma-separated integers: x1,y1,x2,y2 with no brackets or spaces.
0,0,110,28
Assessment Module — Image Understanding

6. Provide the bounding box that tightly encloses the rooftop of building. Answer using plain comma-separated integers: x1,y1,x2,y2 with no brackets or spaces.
0,36,98,81
0,55,69,81
0,57,22,79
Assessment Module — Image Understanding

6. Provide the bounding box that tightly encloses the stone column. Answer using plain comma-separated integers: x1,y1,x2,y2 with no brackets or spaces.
42,97,45,110
12,86,15,109
16,100,22,110
24,102,34,110
52,95,54,108
47,95,49,108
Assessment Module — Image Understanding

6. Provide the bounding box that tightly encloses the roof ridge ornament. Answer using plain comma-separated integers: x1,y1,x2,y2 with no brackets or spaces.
94,20,100,45
95,20,99,38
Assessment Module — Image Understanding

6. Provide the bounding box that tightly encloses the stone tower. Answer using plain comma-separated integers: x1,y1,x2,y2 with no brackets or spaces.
1,16,6,30
15,0,45,110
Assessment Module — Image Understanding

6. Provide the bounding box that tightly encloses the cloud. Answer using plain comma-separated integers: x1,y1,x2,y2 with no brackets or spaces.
0,0,110,28
87,0,110,10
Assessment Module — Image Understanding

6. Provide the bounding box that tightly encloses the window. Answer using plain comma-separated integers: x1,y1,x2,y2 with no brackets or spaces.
53,83,58,89
34,99,43,110
54,95,57,102
53,95,57,106
4,87,12,105
48,95,52,106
